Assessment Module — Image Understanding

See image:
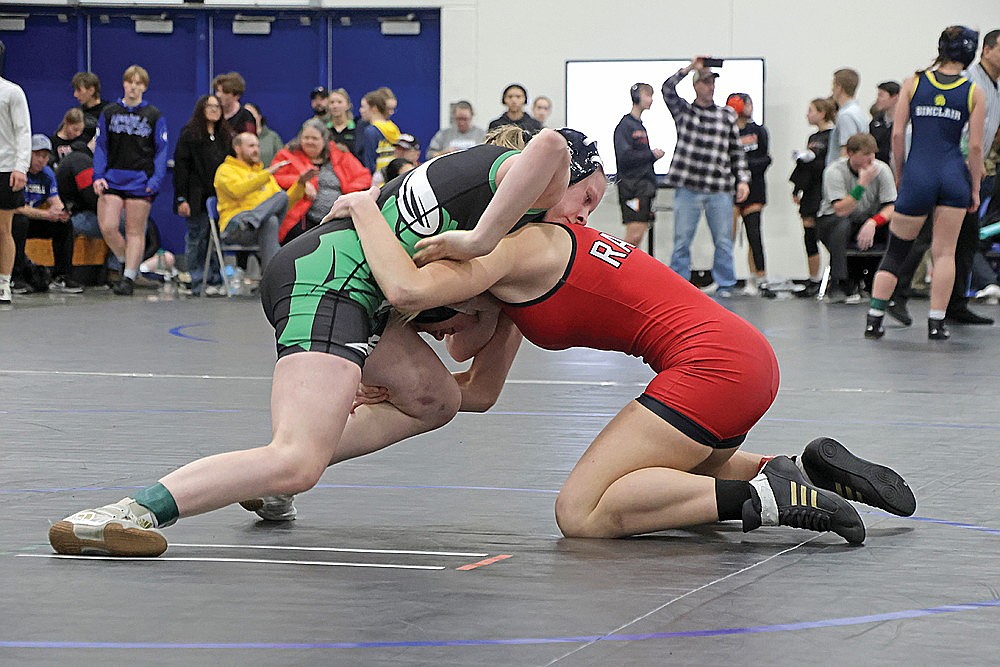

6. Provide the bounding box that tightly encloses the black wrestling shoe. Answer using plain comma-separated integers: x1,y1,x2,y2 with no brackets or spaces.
112,277,134,296
799,437,916,517
742,456,865,545
794,280,821,298
928,318,950,340
945,307,994,325
865,313,885,339
885,299,912,326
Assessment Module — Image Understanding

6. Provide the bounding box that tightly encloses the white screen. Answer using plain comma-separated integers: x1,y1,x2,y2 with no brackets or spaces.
565,59,765,176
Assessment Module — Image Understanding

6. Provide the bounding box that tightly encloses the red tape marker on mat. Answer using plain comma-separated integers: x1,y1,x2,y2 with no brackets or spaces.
456,554,512,571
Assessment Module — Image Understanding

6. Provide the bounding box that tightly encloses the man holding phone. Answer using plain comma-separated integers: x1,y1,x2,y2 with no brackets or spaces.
213,132,316,271
661,56,750,297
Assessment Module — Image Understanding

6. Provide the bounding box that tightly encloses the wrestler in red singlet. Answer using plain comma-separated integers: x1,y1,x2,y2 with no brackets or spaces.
501,222,779,447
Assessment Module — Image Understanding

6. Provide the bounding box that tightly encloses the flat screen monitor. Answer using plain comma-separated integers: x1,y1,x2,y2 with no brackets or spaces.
565,58,766,177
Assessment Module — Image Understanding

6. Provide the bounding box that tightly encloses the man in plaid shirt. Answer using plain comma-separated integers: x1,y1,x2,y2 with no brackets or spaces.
662,57,750,295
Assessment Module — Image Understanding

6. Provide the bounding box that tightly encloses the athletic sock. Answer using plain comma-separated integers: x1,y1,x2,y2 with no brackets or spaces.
929,309,945,320
123,268,138,280
133,482,180,527
715,479,753,521
0,273,10,285
869,297,887,317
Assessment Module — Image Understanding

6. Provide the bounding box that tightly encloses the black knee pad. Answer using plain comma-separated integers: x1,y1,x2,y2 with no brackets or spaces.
878,231,916,277
803,226,818,256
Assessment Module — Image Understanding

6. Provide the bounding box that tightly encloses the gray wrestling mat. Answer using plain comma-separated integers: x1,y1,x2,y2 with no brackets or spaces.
2,289,999,664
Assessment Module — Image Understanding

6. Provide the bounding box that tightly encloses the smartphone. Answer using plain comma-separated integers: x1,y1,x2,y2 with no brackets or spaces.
703,57,724,68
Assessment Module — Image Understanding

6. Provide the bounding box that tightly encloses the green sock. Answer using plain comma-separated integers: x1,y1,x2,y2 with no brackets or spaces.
869,297,887,312
133,483,180,527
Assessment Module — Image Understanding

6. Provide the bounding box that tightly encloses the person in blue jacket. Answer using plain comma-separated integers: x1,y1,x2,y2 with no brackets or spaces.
93,64,168,296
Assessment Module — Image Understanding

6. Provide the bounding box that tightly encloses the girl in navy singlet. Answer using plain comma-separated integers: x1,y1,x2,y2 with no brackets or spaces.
866,26,986,341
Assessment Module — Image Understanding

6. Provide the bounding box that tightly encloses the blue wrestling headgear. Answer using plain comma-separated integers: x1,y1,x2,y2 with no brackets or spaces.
413,306,460,324
938,26,979,68
555,128,604,184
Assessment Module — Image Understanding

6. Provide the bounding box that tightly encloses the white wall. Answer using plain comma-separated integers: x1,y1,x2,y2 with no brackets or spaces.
459,0,993,277
309,1,998,275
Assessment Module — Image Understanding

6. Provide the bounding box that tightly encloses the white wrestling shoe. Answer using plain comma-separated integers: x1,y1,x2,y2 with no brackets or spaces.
49,498,167,557
239,495,298,521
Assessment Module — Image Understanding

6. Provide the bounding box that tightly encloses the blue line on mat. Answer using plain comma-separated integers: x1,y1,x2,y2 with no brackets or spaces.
168,322,216,342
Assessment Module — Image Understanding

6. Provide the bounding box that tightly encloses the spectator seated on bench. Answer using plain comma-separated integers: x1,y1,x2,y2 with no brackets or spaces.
11,135,85,294
813,133,895,303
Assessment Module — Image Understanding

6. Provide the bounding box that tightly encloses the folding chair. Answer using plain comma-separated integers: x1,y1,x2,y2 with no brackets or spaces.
203,196,260,298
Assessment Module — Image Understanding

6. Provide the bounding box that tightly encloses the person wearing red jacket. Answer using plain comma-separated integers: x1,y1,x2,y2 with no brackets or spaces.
271,118,371,245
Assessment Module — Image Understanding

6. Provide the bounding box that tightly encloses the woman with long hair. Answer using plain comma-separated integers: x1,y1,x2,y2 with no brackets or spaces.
355,90,401,176
325,88,356,154
866,26,985,340
173,94,233,294
49,107,85,165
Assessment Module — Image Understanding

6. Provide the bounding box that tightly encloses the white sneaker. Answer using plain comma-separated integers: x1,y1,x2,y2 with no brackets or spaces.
0,282,11,304
974,284,1000,303
740,281,759,296
239,495,298,521
49,498,167,557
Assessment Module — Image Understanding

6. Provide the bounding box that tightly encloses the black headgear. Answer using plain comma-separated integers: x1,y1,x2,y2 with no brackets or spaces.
555,128,604,184
413,306,460,324
938,26,979,68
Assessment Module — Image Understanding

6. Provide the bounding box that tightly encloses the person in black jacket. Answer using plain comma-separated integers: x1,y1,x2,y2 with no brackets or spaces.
790,98,836,296
729,93,772,294
613,83,664,247
487,84,543,133
55,140,98,235
173,94,233,293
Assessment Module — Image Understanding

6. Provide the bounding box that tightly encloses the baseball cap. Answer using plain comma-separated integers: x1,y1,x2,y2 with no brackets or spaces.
31,134,52,152
692,68,720,84
310,86,329,100
394,133,420,151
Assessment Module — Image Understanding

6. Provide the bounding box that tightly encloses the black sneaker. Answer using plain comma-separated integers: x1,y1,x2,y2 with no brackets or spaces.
885,299,912,326
742,456,865,545
865,313,885,339
794,280,821,298
10,279,32,294
799,437,916,517
50,275,85,293
112,277,135,296
928,318,949,340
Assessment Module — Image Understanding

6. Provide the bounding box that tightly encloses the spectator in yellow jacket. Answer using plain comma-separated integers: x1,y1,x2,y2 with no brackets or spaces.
213,132,315,269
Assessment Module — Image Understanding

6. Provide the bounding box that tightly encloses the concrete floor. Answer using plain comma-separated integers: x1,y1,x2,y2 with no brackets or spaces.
2,286,999,665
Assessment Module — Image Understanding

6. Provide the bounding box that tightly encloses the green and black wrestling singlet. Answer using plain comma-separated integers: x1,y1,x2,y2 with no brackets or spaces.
260,144,536,367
